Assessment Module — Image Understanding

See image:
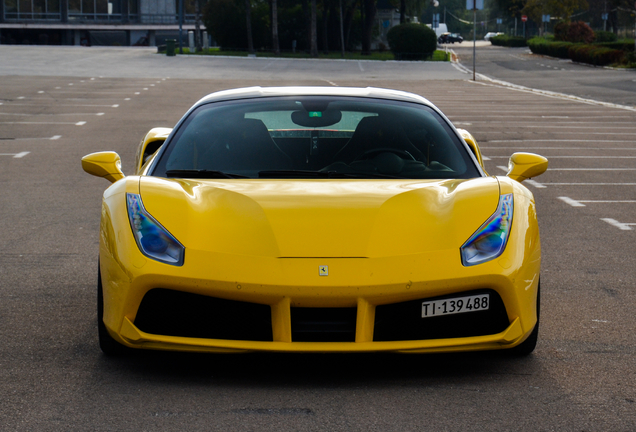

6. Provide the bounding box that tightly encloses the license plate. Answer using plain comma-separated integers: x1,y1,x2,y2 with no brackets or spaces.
421,294,490,318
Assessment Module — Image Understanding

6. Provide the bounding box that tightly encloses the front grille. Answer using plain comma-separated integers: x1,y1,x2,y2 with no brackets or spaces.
373,289,510,341
291,307,357,342
134,289,273,341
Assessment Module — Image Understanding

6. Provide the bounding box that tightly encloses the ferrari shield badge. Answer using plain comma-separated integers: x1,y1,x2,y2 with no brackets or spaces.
319,265,329,276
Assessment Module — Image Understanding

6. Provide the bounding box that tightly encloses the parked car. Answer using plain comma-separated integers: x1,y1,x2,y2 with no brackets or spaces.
82,86,548,357
484,32,504,41
438,33,463,44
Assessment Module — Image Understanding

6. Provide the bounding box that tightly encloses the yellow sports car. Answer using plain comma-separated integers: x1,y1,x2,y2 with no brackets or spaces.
82,86,548,356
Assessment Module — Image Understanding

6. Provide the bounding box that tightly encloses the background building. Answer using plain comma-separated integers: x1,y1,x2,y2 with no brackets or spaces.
0,0,203,45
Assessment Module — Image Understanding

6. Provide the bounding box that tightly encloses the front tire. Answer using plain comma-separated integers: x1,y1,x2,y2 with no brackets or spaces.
98,265,129,356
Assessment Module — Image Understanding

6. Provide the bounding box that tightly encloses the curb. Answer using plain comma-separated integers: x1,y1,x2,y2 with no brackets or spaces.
453,54,636,112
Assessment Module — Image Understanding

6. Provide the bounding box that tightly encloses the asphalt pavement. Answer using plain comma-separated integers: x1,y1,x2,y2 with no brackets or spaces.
0,46,635,431
450,42,636,107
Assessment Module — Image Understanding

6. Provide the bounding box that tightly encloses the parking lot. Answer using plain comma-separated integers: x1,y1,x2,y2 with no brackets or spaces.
1,48,635,430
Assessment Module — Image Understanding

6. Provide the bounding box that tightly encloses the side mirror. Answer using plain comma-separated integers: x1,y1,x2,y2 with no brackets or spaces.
507,152,548,182
456,128,487,174
81,151,125,183
135,127,172,174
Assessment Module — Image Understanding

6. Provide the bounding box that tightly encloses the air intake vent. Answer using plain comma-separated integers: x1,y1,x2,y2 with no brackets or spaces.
135,289,273,341
291,307,357,342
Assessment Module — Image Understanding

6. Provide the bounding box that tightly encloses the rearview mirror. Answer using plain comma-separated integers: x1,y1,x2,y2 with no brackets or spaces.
507,152,548,182
135,127,172,174
81,151,125,183
456,128,487,174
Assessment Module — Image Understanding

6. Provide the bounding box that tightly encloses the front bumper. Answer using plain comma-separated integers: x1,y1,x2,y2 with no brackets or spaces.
98,180,541,354
99,247,540,353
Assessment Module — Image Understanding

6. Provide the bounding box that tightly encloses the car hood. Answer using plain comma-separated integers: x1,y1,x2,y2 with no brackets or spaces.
139,177,501,258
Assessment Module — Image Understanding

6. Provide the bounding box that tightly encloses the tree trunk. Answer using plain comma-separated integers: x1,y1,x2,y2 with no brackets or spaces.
271,0,280,55
322,1,329,53
339,0,345,57
361,0,376,55
310,0,318,57
195,0,202,51
343,2,354,50
400,0,406,24
245,0,255,54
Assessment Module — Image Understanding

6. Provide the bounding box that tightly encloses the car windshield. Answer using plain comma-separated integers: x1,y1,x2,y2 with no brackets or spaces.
151,96,481,179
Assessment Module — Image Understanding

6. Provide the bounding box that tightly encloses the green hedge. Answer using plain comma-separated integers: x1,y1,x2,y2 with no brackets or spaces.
568,45,625,66
528,39,578,59
594,41,635,52
528,37,629,66
594,31,617,43
490,35,527,47
387,23,437,60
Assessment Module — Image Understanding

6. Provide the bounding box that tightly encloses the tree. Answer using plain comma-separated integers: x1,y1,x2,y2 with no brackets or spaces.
245,0,255,54
271,0,280,54
492,0,526,17
522,0,589,23
195,0,203,51
310,0,318,56
202,0,269,51
361,0,377,54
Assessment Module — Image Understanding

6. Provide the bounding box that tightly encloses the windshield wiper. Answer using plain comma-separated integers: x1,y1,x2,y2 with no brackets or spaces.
165,169,248,179
258,170,402,179
259,170,332,178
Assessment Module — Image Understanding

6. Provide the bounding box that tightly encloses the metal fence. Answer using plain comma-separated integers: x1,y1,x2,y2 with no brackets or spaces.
3,11,198,24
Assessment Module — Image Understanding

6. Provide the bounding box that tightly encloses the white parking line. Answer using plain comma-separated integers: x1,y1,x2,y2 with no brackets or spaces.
2,104,121,108
455,121,635,126
543,183,636,186
38,91,136,95
0,152,30,158
520,182,636,189
559,196,636,207
448,116,633,120
524,125,636,130
601,218,636,230
525,180,546,188
0,112,106,117
0,135,62,141
476,131,636,136
496,166,636,173
0,121,86,125
485,140,636,144
482,146,636,150
489,155,636,159
549,168,636,171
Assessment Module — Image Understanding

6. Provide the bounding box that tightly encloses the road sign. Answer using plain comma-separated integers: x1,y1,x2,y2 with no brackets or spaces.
521,15,528,22
466,0,484,10
432,13,440,29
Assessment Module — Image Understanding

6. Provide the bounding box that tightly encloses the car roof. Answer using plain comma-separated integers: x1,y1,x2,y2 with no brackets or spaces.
194,86,436,109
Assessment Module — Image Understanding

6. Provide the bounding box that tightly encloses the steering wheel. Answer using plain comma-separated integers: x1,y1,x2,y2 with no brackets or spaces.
354,148,416,161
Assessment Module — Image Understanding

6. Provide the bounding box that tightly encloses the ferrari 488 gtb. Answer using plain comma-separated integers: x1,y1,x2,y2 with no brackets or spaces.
82,86,548,356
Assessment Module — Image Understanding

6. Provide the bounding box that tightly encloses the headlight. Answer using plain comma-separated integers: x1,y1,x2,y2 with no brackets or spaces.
461,193,513,266
126,193,185,266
